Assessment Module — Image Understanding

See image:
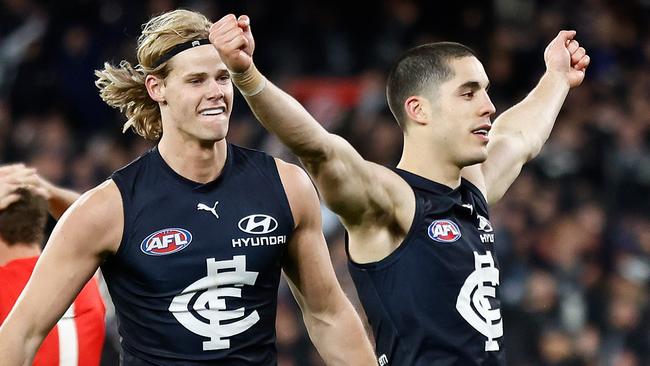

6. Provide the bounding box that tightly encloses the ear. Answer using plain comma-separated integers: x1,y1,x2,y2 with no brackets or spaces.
145,74,166,104
404,96,430,125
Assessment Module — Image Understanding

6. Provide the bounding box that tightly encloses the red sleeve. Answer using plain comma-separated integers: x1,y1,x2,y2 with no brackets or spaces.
1,261,105,366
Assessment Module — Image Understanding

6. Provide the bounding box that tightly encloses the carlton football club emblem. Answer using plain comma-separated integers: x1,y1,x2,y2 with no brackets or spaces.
427,219,462,243
455,251,503,351
168,256,260,350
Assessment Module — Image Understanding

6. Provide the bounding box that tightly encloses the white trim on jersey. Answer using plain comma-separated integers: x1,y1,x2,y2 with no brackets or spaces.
57,303,78,366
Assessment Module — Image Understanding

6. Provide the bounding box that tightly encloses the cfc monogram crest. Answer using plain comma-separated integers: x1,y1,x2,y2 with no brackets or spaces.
168,256,260,350
455,251,503,351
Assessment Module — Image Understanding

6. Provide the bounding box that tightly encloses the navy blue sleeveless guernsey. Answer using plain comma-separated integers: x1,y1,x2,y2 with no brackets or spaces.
348,169,505,365
102,144,294,365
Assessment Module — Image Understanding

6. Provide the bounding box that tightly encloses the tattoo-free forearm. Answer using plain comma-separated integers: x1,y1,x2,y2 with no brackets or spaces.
46,185,80,220
491,71,570,160
233,65,332,163
303,296,376,365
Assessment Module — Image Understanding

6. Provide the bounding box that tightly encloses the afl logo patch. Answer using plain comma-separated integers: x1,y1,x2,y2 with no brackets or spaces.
141,228,192,256
238,214,278,235
428,219,462,243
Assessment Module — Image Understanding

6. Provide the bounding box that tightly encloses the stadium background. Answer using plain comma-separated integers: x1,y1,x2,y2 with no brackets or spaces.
1,0,649,364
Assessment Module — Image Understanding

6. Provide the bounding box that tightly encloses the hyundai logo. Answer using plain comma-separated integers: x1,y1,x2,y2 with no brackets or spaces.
238,214,278,234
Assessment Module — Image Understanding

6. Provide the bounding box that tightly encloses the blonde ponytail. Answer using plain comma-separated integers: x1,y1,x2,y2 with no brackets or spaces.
95,61,163,140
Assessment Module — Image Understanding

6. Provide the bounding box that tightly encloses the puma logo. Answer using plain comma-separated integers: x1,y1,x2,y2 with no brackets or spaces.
197,201,219,219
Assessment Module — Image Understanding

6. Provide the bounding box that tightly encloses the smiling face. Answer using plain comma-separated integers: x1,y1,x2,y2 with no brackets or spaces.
427,56,496,167
155,44,234,144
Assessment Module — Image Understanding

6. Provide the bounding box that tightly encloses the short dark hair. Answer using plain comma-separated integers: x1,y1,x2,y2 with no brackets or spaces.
0,188,48,246
386,42,477,128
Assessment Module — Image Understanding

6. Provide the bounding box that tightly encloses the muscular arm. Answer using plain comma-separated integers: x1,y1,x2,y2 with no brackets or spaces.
277,161,376,365
246,81,401,224
462,30,590,204
211,15,412,234
462,72,571,204
0,180,122,365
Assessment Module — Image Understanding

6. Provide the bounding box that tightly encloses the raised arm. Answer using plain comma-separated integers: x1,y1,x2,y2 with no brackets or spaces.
276,160,376,365
209,15,412,232
0,180,122,365
36,176,80,220
462,30,590,204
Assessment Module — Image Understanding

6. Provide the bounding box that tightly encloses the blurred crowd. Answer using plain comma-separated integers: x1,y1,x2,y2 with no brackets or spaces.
1,0,649,365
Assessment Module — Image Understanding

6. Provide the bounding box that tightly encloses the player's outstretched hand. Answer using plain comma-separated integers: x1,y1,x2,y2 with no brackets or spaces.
544,30,591,88
210,14,255,74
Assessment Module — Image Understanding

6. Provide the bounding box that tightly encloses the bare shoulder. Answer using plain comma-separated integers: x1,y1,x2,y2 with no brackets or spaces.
274,158,312,194
274,159,318,226
343,164,418,263
53,179,124,256
358,162,415,230
67,179,123,219
371,162,413,199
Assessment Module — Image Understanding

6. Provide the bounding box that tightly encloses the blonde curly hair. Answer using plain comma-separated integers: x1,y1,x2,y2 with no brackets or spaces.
95,9,211,140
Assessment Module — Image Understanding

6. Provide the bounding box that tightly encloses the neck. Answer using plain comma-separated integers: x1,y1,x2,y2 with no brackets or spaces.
158,135,228,184
397,133,462,188
0,242,41,266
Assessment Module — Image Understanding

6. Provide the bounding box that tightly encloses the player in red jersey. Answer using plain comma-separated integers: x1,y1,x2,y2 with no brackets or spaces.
0,164,105,366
